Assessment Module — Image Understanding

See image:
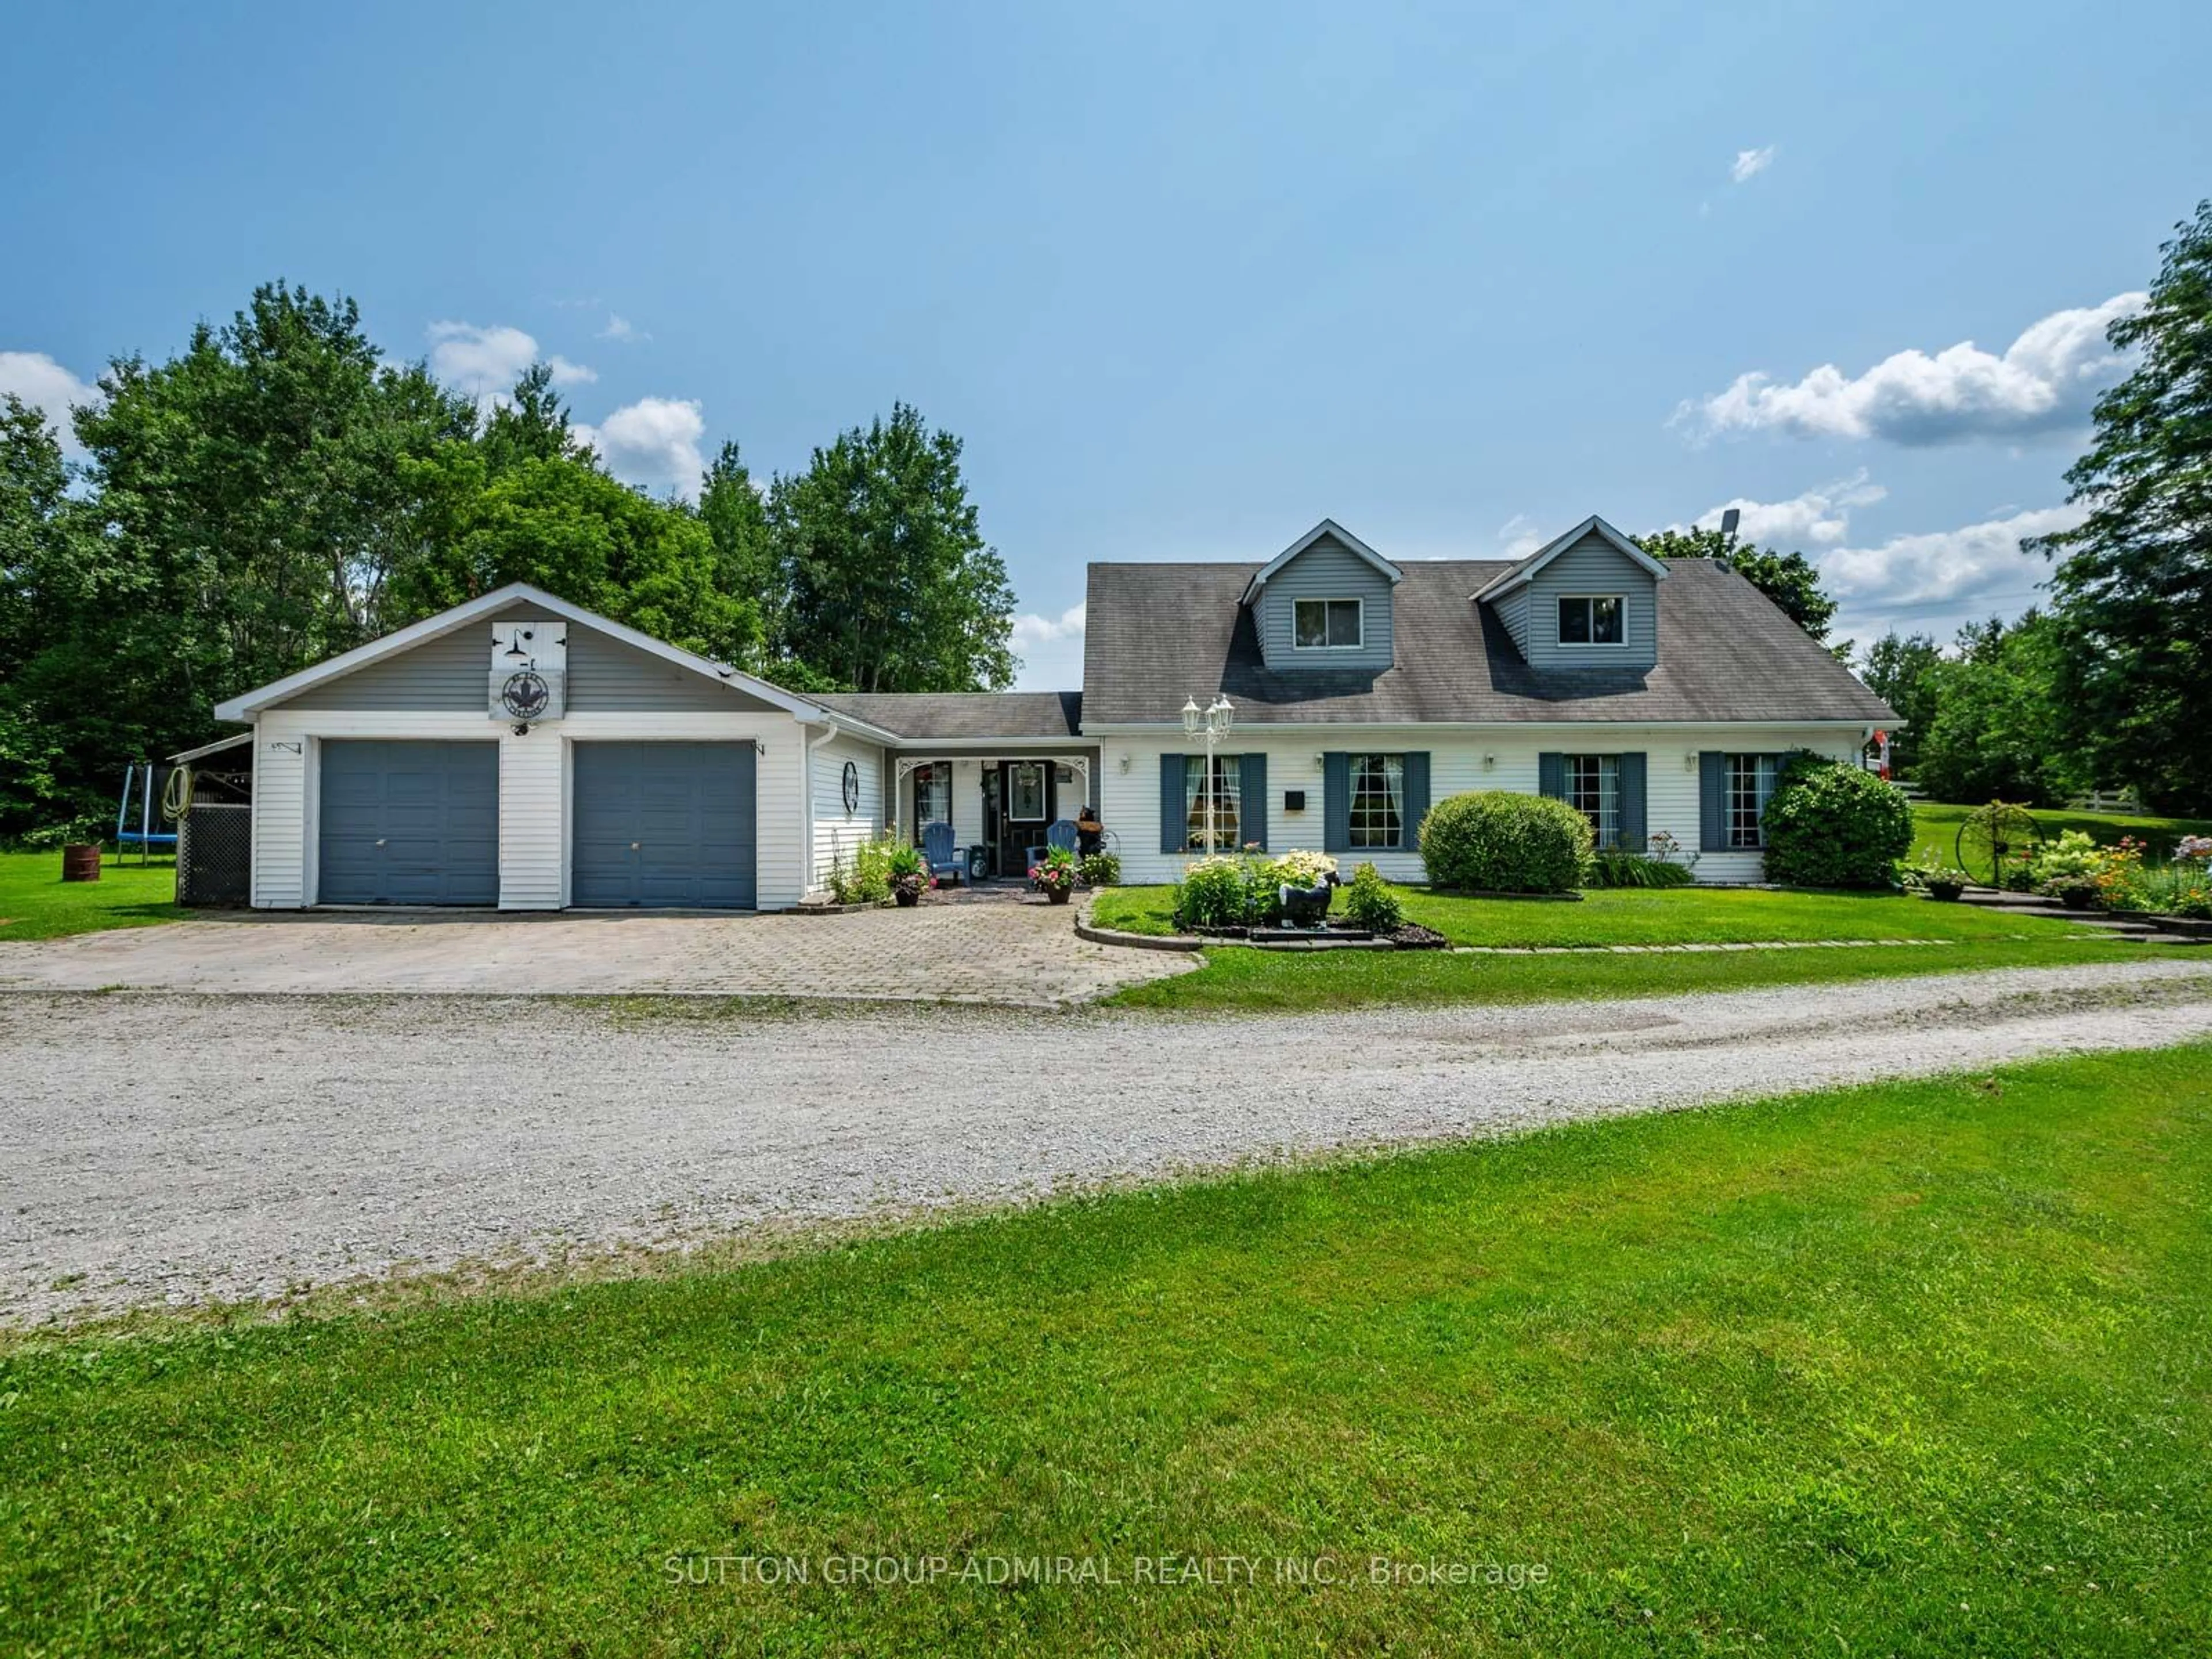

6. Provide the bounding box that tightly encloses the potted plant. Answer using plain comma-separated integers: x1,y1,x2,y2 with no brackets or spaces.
1031,845,1079,905
886,843,930,907
1901,849,1969,902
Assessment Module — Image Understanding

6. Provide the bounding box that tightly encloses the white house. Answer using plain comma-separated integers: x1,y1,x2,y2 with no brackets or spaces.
210,516,1894,909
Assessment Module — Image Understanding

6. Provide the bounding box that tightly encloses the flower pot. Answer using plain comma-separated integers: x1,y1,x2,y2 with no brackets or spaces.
60,843,101,882
2050,882,2101,911
895,889,921,907
1924,880,1965,902
1045,887,1072,906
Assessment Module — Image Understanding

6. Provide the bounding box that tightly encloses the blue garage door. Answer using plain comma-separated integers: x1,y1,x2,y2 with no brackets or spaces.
319,741,499,906
571,742,757,909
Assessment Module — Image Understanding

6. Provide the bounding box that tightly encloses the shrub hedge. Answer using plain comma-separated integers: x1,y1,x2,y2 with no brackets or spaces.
1759,754,1914,888
1418,790,1592,893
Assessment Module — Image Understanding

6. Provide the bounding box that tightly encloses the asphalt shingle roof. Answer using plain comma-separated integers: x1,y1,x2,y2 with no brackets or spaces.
1080,558,1896,726
815,690,1084,741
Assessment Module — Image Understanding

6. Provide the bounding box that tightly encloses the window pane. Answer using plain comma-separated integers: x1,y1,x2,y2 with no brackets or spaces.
1726,753,1777,849
1294,600,1326,647
914,763,950,838
1349,753,1404,849
1184,755,1242,851
1326,600,1361,647
1591,596,1623,643
1558,597,1590,643
1009,763,1046,821
1564,754,1620,849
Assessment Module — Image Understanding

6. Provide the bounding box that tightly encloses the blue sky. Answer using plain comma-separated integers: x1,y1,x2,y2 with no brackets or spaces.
6,2,2207,688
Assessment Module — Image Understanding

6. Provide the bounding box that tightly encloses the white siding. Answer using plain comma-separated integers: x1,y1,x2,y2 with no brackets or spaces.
1093,725,1865,888
249,707,813,911
809,730,888,891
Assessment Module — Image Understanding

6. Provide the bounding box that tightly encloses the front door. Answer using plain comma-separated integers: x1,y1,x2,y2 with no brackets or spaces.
995,759,1054,876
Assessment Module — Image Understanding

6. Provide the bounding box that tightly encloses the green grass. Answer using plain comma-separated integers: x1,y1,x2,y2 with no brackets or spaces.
1108,935,2194,1012
1089,882,2188,1012
4,1046,2209,1654
1913,800,2212,863
0,848,181,942
1092,882,2100,947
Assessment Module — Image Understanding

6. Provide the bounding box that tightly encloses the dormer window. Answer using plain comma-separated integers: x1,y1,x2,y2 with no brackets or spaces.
1557,595,1625,646
1294,598,1363,650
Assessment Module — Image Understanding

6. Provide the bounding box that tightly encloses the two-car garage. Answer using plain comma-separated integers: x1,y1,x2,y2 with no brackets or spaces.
315,738,757,910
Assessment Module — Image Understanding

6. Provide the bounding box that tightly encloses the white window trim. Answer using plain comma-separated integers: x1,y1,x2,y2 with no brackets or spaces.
1292,596,1366,651
1555,594,1628,649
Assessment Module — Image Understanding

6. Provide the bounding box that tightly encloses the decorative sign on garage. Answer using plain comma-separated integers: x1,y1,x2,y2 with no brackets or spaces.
488,619,566,726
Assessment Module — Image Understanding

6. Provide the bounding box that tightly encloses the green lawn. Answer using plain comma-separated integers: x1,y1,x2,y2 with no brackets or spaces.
5,1046,2208,1654
0,848,181,942
1092,882,2099,947
1088,882,2188,1012
1913,800,2212,863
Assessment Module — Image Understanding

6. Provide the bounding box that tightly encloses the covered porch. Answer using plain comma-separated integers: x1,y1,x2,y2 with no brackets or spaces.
887,746,1105,881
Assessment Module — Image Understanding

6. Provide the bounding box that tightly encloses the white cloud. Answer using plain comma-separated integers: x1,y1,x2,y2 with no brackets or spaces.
1675,471,1888,547
426,322,594,411
574,396,707,499
1818,504,2086,642
0,350,101,458
1680,293,2144,446
1495,514,1546,559
1011,602,1085,691
1730,145,1775,184
597,314,649,343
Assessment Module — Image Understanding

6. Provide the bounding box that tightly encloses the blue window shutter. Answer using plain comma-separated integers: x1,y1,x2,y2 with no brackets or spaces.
1537,752,1565,800
1699,752,1726,852
1160,753,1185,854
1241,753,1267,850
1323,753,1350,853
1618,752,1647,851
1400,752,1430,851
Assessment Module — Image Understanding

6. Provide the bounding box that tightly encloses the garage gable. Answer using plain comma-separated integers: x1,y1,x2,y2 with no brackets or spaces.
275,601,787,715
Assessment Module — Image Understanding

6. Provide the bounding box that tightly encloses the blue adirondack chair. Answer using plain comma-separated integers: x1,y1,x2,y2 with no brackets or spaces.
921,820,964,887
1026,818,1081,884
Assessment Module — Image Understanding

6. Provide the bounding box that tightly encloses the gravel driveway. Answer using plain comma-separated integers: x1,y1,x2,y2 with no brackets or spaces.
6,958,2211,1326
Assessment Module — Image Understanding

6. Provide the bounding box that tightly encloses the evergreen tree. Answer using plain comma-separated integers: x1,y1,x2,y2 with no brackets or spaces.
2036,201,2212,810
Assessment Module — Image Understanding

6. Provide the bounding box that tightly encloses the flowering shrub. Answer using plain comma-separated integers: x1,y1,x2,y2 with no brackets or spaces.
2177,835,2212,862
1173,854,1259,929
1263,849,1338,889
1078,851,1122,887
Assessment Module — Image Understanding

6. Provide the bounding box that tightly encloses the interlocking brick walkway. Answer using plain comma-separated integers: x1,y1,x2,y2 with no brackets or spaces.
0,902,1191,1007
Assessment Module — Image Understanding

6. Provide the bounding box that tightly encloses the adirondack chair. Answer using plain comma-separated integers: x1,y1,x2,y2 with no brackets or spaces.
1026,818,1081,885
920,820,964,887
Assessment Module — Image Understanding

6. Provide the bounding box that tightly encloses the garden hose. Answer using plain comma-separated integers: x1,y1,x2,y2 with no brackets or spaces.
161,764,195,823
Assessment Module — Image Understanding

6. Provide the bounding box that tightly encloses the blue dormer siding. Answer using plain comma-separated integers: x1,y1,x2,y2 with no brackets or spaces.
1506,528,1659,672
1252,532,1396,671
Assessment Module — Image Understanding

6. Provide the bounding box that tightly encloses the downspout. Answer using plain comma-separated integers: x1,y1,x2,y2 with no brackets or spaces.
802,718,843,898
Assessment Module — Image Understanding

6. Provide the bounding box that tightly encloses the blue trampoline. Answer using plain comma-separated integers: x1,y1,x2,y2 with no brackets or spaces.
115,762,179,862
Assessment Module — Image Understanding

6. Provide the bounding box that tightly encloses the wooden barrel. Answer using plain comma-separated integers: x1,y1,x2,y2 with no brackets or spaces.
60,843,101,882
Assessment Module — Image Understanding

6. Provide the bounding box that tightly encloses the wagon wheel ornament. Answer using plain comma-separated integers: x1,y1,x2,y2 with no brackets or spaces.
1954,802,2041,888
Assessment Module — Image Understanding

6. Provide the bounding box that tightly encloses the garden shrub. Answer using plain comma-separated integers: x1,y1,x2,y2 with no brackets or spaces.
1078,851,1122,887
1172,855,1257,929
1759,755,1914,889
1342,863,1403,930
827,831,895,904
1418,791,1592,894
